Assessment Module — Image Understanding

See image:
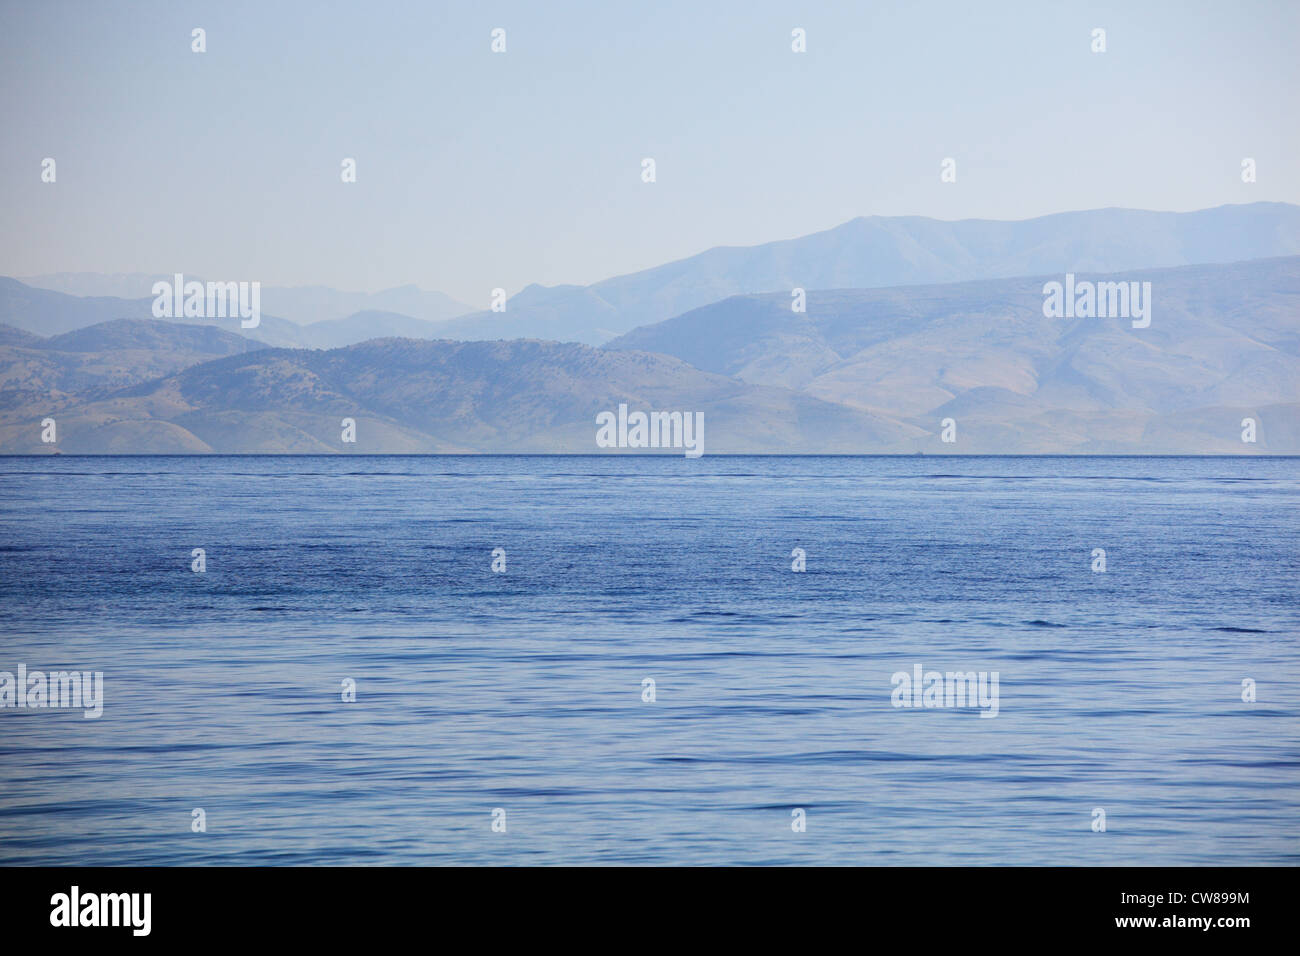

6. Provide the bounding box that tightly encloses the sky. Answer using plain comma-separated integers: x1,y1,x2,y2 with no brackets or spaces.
1,0,1297,305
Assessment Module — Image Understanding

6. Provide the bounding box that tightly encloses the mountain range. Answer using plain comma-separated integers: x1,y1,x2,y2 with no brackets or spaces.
2,202,1297,454
609,256,1300,453
0,336,913,454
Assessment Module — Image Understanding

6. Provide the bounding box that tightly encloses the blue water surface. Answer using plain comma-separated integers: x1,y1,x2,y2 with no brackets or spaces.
0,455,1296,865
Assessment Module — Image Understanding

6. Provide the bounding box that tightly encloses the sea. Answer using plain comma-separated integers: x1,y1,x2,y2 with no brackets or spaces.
0,455,1296,865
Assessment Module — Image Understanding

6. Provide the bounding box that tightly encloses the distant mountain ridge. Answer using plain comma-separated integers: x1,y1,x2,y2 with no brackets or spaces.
9,202,1300,351
17,273,473,325
439,202,1300,344
0,277,455,350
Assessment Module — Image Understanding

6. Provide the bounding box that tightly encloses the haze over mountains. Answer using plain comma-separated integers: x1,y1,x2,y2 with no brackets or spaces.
440,203,1300,345
12,203,1300,349
18,273,473,325
2,202,1297,454
0,277,451,351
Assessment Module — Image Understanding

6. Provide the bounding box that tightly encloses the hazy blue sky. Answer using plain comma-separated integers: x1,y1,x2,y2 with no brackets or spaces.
1,0,1296,304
